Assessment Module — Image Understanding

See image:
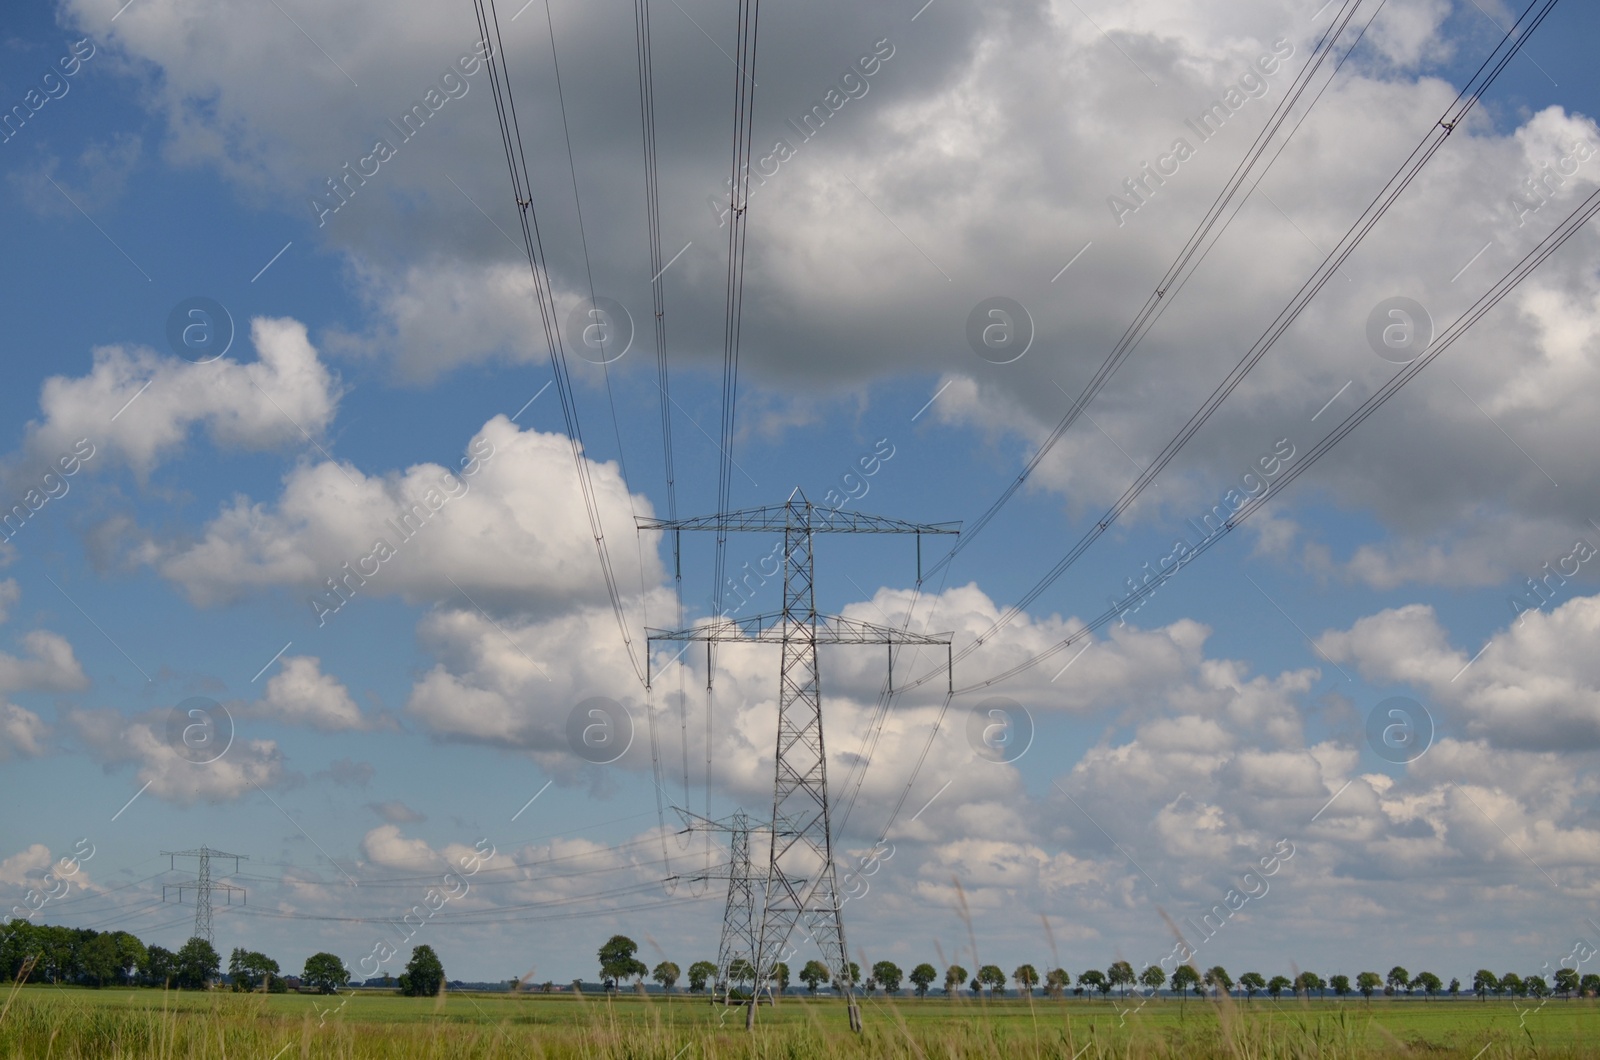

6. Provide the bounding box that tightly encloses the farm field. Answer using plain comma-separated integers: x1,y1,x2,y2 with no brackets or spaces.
4,986,1600,1058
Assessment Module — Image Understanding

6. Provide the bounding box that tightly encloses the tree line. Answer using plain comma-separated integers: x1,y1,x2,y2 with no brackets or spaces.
12,921,1594,1004
0,919,424,995
598,938,1600,1003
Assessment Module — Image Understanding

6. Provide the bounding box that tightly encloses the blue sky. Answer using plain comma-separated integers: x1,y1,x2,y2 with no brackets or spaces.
4,0,1600,991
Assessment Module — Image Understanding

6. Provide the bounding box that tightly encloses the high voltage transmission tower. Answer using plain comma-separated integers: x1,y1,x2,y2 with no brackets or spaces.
161,846,247,943
676,808,759,1005
643,491,956,1031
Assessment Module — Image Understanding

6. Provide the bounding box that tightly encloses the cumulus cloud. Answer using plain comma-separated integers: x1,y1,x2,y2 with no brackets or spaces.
0,630,89,695
0,844,56,887
1319,593,1600,751
64,707,287,805
59,0,1600,590
14,317,342,482
360,825,438,869
0,703,49,759
255,656,368,731
154,414,659,614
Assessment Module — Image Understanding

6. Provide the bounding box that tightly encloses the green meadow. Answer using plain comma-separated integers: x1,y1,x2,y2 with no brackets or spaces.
4,985,1600,1058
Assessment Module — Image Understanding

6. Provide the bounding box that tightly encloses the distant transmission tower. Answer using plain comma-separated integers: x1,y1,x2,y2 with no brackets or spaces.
677,809,759,1004
644,492,956,1032
162,846,247,943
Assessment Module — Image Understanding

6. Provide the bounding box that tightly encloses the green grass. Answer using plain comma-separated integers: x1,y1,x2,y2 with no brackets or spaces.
3,985,1599,1058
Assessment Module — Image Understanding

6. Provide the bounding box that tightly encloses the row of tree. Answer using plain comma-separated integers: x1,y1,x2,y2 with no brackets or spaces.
0,919,355,993
597,939,1600,1002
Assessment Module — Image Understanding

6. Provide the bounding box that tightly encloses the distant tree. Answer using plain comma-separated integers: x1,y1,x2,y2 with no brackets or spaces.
81,934,122,987
1554,968,1579,998
970,974,982,995
1267,975,1291,1001
399,945,445,997
1012,963,1039,996
111,932,146,985
1079,969,1107,999
1239,972,1266,1001
1050,967,1074,997
910,963,937,997
1580,972,1600,998
1473,970,1497,1001
726,958,755,991
1356,971,1382,999
1448,978,1461,998
833,962,861,991
1204,966,1233,998
1171,966,1200,1008
978,965,1007,995
651,961,680,992
174,937,220,990
227,948,254,991
873,961,904,994
1108,961,1135,997
1387,966,1411,996
1139,965,1165,995
771,961,790,995
687,960,716,993
138,945,176,988
1412,971,1442,1000
302,953,349,994
1330,974,1351,998
1525,974,1549,999
1501,972,1524,998
944,964,969,997
597,936,647,990
228,948,280,992
1293,971,1316,999
800,960,830,994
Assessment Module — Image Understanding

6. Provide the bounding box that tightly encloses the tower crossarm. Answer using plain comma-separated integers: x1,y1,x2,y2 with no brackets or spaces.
638,504,958,536
647,611,951,646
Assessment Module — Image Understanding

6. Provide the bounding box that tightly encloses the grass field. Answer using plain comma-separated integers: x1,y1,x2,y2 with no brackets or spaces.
3,985,1599,1058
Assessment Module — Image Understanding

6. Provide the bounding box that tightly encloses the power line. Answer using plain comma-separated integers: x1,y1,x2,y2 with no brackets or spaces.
926,0,1384,578
470,0,646,686
901,0,1561,695
834,0,1385,838
710,0,763,622
951,178,1600,695
846,0,1562,853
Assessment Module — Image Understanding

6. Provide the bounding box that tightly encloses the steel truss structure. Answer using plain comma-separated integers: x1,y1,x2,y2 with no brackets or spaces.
641,492,956,1031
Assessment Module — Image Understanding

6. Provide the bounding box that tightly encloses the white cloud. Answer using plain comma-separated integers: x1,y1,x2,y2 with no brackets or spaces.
65,708,287,805
0,630,89,695
154,414,659,614
360,824,439,869
59,0,1600,599
0,844,55,887
1320,593,1600,750
17,317,342,481
0,703,48,759
256,655,368,731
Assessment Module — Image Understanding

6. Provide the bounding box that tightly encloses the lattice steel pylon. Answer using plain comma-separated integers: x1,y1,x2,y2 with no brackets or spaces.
162,846,247,943
642,491,957,1031
675,808,760,1004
